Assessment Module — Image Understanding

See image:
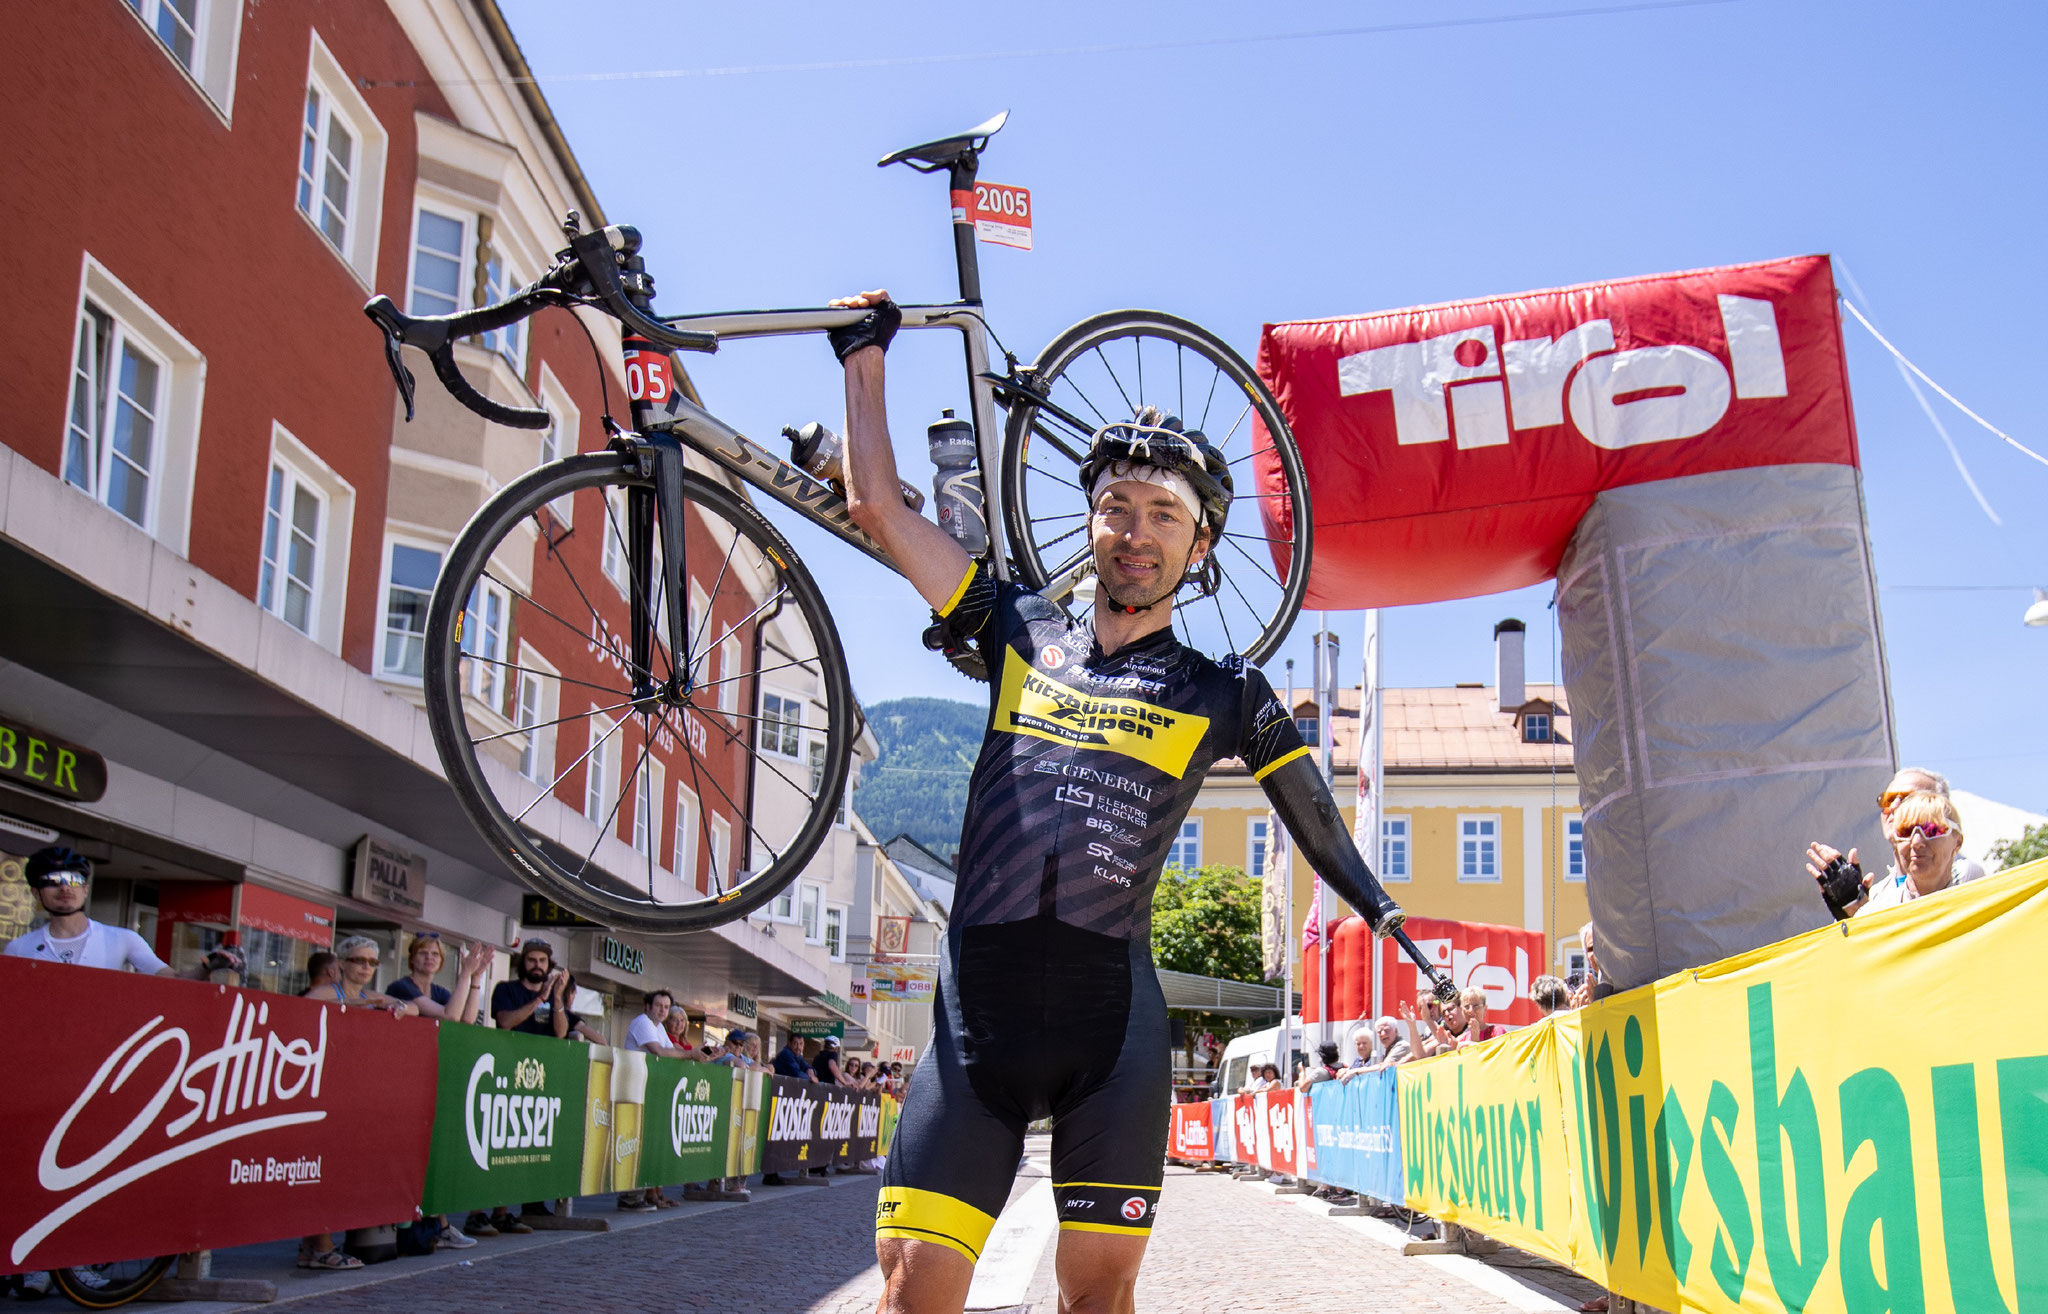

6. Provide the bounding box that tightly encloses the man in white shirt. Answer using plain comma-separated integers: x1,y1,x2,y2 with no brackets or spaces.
619,989,693,1212
4,847,230,977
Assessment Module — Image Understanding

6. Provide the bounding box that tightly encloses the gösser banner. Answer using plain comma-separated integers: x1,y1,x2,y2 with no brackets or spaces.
1256,255,1855,608
3,960,437,1270
422,1025,587,1215
1399,859,2048,1314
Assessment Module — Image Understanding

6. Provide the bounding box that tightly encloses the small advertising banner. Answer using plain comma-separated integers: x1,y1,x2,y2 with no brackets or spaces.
2,961,436,1271
1168,1102,1215,1162
825,1086,884,1165
578,1046,614,1194
761,1075,829,1174
866,961,936,1003
1230,1093,1260,1169
727,1069,764,1178
421,1025,588,1216
878,1094,901,1160
1305,1070,1403,1204
636,1057,732,1187
1260,1089,1301,1177
1209,1096,1238,1164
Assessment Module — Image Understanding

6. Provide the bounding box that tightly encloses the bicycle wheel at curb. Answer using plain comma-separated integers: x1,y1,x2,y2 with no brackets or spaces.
424,452,854,934
1000,310,1312,666
49,1256,175,1308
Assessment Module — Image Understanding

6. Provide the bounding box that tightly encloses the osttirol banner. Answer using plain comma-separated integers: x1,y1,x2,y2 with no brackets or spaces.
422,1026,588,1215
637,1057,732,1187
1400,858,2048,1313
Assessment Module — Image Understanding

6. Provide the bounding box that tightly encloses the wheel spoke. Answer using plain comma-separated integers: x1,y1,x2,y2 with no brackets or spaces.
458,647,637,701
1227,444,1277,468
574,727,648,883
517,711,628,826
1223,534,1285,589
471,696,639,747
1093,344,1137,417
686,533,740,682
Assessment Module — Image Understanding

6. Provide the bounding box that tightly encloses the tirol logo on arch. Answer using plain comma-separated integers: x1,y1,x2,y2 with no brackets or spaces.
1255,255,1857,607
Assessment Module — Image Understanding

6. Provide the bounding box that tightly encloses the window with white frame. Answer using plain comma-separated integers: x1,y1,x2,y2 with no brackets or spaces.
475,231,523,369
1566,816,1586,882
408,205,469,318
514,647,558,784
1562,944,1589,981
121,0,242,117
1381,816,1411,882
536,367,578,522
709,813,732,890
631,759,664,859
673,783,699,887
1168,820,1201,871
688,580,710,660
824,905,846,962
799,884,822,944
379,542,441,678
1247,816,1269,880
258,461,323,635
584,714,617,827
462,578,509,711
296,35,385,281
809,741,851,827
719,636,743,719
769,883,796,922
760,692,803,757
600,487,630,596
1458,815,1500,882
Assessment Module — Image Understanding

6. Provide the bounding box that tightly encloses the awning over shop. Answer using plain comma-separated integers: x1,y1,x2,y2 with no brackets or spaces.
1157,968,1301,1015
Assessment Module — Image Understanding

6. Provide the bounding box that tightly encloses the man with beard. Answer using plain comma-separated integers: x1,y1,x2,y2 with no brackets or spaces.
491,938,573,1038
827,294,1454,1314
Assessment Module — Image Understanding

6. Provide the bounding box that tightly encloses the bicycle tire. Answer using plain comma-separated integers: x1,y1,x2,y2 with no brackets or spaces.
49,1256,175,1308
999,309,1312,666
424,452,854,934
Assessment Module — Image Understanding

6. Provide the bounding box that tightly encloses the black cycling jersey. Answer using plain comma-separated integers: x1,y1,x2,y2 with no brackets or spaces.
877,562,1403,1264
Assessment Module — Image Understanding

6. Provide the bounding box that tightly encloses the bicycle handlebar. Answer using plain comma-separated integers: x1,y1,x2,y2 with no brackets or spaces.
363,223,718,431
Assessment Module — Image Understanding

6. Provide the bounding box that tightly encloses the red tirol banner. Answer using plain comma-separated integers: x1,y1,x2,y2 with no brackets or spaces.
1167,1101,1214,1161
1306,914,1548,1028
1230,1090,1304,1177
2,958,438,1271
1254,255,1857,607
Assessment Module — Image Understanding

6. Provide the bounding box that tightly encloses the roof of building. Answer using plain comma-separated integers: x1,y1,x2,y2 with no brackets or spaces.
1219,683,1574,775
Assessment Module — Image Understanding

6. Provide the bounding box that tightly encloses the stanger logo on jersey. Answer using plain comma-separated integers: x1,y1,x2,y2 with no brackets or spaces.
996,660,1208,778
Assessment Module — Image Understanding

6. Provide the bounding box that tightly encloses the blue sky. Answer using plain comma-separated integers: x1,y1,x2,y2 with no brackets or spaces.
499,0,2047,811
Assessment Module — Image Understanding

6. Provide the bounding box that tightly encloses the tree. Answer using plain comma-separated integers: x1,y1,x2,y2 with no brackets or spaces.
1989,823,2048,871
1151,864,1274,1083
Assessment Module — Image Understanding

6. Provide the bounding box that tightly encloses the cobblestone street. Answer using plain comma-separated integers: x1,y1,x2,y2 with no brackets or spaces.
188,1142,1596,1314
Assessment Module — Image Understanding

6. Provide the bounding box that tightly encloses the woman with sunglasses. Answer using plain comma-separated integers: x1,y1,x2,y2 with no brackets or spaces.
1857,791,1980,916
385,933,494,1024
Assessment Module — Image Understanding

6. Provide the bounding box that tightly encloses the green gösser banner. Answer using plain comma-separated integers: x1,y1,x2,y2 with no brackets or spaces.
422,1026,589,1215
637,1058,733,1187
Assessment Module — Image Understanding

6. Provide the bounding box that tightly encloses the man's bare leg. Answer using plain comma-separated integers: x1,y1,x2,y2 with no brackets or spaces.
1054,1229,1149,1314
875,1237,975,1314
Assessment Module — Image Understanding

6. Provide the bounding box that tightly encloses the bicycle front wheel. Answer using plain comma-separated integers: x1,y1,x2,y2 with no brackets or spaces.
1000,310,1312,665
423,452,854,934
49,1257,175,1308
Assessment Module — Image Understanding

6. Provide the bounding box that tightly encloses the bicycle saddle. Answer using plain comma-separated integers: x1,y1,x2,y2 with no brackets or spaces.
878,110,1008,171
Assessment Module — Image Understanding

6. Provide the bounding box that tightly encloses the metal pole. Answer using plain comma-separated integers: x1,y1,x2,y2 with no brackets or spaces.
1314,621,1338,1049
1280,658,1296,1084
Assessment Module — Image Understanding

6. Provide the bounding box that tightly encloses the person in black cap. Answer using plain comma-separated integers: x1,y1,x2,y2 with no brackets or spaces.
5,846,236,978
812,1034,843,1085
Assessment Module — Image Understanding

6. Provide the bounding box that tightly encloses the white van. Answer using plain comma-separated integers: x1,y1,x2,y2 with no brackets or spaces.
1212,1016,1382,1097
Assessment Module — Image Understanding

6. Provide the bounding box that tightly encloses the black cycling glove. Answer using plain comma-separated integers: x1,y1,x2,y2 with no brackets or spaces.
829,299,902,363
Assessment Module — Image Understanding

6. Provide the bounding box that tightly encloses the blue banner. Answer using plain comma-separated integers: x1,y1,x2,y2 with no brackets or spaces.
1307,1072,1402,1203
1208,1097,1237,1163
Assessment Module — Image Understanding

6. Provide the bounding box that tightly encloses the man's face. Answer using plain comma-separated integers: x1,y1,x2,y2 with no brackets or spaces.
33,876,88,917
521,950,551,983
646,996,671,1022
1355,1032,1374,1056
1377,1021,1399,1047
1090,482,1207,610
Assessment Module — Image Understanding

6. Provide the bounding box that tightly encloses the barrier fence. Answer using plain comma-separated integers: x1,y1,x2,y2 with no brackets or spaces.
1172,856,2048,1313
4,956,894,1273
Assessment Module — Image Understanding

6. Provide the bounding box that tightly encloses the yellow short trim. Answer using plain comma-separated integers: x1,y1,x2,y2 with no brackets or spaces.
936,561,978,618
874,1186,996,1263
1252,745,1312,781
1060,1181,1159,1192
1060,1221,1153,1236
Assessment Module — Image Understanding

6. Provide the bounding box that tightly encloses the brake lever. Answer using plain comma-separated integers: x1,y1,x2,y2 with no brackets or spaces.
376,317,418,421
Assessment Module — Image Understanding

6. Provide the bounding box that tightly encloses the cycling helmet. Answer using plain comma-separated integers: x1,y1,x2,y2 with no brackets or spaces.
26,845,92,887
1078,410,1233,541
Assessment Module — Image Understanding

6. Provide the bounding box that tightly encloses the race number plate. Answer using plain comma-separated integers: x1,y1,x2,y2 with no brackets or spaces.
971,182,1032,250
622,340,673,404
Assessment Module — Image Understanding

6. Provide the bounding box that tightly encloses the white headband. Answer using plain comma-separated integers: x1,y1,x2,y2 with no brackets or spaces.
1089,461,1202,523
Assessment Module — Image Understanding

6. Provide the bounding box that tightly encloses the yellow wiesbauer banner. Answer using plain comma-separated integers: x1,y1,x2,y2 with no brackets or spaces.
1401,857,2048,1313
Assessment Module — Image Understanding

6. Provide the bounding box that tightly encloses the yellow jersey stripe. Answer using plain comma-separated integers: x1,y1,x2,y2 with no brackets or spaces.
1059,1182,1160,1192
1060,1220,1154,1236
874,1186,997,1261
876,1226,981,1264
1252,745,1312,782
936,561,977,618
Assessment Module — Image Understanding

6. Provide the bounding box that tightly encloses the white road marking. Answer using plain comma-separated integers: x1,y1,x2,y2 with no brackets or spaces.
965,1149,1057,1311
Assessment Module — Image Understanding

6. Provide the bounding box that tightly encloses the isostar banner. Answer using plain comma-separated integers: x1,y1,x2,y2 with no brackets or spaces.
760,1075,831,1174
1255,255,1856,607
1400,858,2048,1314
421,1025,587,1215
1306,1070,1404,1204
3,961,436,1270
1168,1101,1215,1162
635,1057,732,1187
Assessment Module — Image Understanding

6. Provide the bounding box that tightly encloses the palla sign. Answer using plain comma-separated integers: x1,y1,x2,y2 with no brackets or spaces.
350,835,427,918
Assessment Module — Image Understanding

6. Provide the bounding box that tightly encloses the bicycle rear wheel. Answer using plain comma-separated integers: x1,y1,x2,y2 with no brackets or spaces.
1000,310,1312,665
49,1256,175,1308
423,452,854,933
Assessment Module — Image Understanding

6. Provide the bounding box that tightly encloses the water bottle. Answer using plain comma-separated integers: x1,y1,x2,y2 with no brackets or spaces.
926,409,986,554
784,422,924,512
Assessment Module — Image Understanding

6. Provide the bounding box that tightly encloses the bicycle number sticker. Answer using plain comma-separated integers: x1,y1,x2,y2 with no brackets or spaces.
971,182,1033,250
624,346,671,404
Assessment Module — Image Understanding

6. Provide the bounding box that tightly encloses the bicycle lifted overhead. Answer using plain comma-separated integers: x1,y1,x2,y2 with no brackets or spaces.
365,111,1338,941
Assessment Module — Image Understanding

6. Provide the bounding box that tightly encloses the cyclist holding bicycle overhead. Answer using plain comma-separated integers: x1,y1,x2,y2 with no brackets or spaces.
829,293,1420,1314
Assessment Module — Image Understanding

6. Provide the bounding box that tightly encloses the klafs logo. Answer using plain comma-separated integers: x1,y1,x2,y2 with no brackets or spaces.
769,1089,819,1142
1337,295,1788,452
670,1077,718,1152
14,995,329,1265
466,1052,564,1171
1121,1196,1149,1222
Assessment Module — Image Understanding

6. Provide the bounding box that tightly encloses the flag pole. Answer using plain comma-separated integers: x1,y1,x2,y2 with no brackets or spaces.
1314,620,1338,1051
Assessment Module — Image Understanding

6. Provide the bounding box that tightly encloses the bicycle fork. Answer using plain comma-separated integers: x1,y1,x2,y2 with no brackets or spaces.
618,430,691,707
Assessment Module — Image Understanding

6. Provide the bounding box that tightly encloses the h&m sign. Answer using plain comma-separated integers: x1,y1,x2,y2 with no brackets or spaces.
350,836,427,918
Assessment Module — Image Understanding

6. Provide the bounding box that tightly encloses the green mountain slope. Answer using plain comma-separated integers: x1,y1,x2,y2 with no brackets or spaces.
853,697,986,861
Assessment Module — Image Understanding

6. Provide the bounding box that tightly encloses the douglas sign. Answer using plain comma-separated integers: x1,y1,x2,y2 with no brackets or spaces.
2,959,436,1269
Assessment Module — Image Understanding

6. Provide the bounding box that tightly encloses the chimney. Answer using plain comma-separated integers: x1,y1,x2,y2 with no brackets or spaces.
1494,619,1526,711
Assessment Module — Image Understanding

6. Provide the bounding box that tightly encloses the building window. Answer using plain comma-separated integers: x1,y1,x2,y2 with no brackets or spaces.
1294,711,1320,746
65,304,168,532
1168,820,1201,871
709,813,731,891
297,86,355,252
462,578,509,711
1523,712,1552,743
408,206,468,318
515,649,558,784
1563,945,1589,982
129,0,200,74
825,905,846,962
630,759,662,859
770,883,796,923
719,636,743,719
1566,816,1586,882
259,462,323,635
584,715,617,827
800,883,822,944
477,242,523,368
1381,816,1410,882
1247,816,1269,880
380,543,441,679
121,0,242,116
760,692,803,758
600,487,630,596
673,784,699,887
295,34,384,281
1458,815,1500,882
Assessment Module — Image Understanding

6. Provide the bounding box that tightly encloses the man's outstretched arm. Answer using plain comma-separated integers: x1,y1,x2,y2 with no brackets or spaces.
832,291,973,612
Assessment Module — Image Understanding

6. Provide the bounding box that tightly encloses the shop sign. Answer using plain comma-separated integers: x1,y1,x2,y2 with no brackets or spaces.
876,915,912,957
814,990,852,1016
866,962,937,1003
596,936,643,977
522,894,600,929
349,835,426,918
0,716,107,804
849,978,869,1002
889,1045,916,1064
787,1017,843,1039
727,991,757,1020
